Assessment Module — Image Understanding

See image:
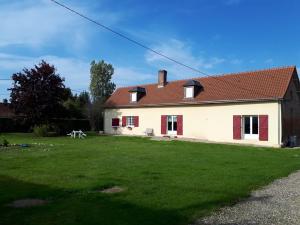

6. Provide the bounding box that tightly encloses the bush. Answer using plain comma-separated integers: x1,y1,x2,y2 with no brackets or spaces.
33,124,50,137
0,117,31,133
50,119,91,135
2,139,9,147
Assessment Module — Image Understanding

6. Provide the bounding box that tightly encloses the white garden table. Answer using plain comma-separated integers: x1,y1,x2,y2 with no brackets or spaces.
67,130,87,139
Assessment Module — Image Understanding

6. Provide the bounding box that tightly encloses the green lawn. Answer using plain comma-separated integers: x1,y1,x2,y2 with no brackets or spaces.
0,133,300,225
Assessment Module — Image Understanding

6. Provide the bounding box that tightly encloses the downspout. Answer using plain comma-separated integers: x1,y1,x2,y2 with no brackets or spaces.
278,100,282,147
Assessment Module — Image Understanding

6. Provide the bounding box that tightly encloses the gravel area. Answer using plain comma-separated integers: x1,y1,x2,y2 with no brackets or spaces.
193,170,300,225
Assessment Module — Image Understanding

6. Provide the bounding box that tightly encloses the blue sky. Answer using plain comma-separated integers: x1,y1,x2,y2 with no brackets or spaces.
0,0,299,100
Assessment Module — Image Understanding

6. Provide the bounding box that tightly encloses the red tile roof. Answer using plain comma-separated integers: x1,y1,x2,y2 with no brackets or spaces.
105,66,297,108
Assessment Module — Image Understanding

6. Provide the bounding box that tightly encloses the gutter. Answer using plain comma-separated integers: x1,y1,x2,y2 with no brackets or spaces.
104,98,282,109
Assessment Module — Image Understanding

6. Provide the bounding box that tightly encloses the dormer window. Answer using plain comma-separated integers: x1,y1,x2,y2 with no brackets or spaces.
185,86,194,98
129,86,146,102
183,80,202,99
131,92,137,102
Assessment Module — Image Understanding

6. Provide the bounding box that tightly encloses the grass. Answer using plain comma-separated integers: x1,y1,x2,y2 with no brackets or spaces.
0,133,300,225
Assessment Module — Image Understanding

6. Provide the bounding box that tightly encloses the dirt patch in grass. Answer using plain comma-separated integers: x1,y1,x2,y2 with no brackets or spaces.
7,199,48,208
100,186,125,194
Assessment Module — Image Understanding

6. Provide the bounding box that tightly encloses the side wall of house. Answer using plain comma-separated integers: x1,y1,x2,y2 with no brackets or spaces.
281,71,300,144
104,102,280,147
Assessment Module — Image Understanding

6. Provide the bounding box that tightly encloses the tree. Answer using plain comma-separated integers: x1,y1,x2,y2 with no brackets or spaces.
2,99,8,105
63,91,90,119
89,60,116,131
90,60,116,102
9,60,68,125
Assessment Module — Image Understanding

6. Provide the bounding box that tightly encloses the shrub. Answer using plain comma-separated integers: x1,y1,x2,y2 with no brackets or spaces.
2,139,9,147
33,124,50,137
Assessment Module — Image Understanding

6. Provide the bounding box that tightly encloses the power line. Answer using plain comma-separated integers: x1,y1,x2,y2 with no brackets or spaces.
49,0,277,99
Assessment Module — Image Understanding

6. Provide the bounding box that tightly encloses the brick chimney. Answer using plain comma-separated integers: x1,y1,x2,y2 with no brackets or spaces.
158,70,167,88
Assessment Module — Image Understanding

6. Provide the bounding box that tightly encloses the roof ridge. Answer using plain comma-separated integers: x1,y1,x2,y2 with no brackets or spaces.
116,65,296,90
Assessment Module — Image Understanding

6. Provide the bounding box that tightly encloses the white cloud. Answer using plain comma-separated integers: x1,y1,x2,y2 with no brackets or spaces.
230,59,243,65
113,67,154,87
0,53,90,91
0,0,121,48
145,39,225,79
264,58,274,64
0,53,155,97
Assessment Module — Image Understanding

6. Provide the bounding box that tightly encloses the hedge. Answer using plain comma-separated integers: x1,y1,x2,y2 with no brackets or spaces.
0,118,91,134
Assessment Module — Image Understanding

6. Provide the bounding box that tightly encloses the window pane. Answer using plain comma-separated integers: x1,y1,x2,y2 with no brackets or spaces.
173,121,177,131
127,116,134,126
131,93,137,102
168,121,172,131
185,87,193,98
244,117,250,134
252,116,258,134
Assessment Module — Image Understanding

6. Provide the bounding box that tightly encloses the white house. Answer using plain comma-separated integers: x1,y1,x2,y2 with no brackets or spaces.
104,66,300,147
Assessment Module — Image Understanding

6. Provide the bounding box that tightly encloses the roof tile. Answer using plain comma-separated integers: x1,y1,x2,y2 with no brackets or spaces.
105,66,297,108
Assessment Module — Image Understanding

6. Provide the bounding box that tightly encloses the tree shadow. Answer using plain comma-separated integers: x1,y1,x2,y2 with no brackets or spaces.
0,175,187,225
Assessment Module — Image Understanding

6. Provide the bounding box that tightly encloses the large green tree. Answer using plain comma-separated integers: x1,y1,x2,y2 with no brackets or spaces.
9,60,68,125
89,60,116,131
89,60,116,103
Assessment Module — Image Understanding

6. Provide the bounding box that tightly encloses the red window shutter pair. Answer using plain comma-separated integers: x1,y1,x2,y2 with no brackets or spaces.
161,115,183,135
111,118,120,127
232,115,268,141
121,116,139,127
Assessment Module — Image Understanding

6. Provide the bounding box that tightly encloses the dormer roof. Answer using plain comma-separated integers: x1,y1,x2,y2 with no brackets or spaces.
128,86,146,93
183,80,202,87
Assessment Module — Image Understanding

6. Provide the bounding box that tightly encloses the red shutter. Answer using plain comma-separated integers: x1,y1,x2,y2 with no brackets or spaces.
161,115,167,134
134,116,139,127
233,115,242,140
259,115,268,141
112,118,120,127
122,116,127,127
177,115,183,135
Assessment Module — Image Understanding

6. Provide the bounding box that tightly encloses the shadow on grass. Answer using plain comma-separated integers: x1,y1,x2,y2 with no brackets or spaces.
0,175,188,225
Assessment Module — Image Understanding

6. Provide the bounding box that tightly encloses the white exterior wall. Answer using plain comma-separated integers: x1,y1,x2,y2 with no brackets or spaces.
104,102,281,147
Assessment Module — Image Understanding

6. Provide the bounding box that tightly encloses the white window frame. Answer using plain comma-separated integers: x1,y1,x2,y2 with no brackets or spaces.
243,115,259,140
185,86,194,98
167,115,177,135
126,116,134,127
131,92,137,102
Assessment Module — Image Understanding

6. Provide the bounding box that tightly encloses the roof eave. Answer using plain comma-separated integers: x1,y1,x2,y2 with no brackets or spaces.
104,97,282,109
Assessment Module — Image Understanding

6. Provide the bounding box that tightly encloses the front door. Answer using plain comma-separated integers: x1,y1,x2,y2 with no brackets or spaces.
167,115,177,135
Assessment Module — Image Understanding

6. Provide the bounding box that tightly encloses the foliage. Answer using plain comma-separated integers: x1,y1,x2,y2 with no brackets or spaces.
88,99,104,131
2,138,9,147
89,60,116,103
63,91,90,119
33,124,50,137
9,60,68,125
89,60,116,131
1,134,300,225
50,118,90,135
2,99,8,105
0,118,31,133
